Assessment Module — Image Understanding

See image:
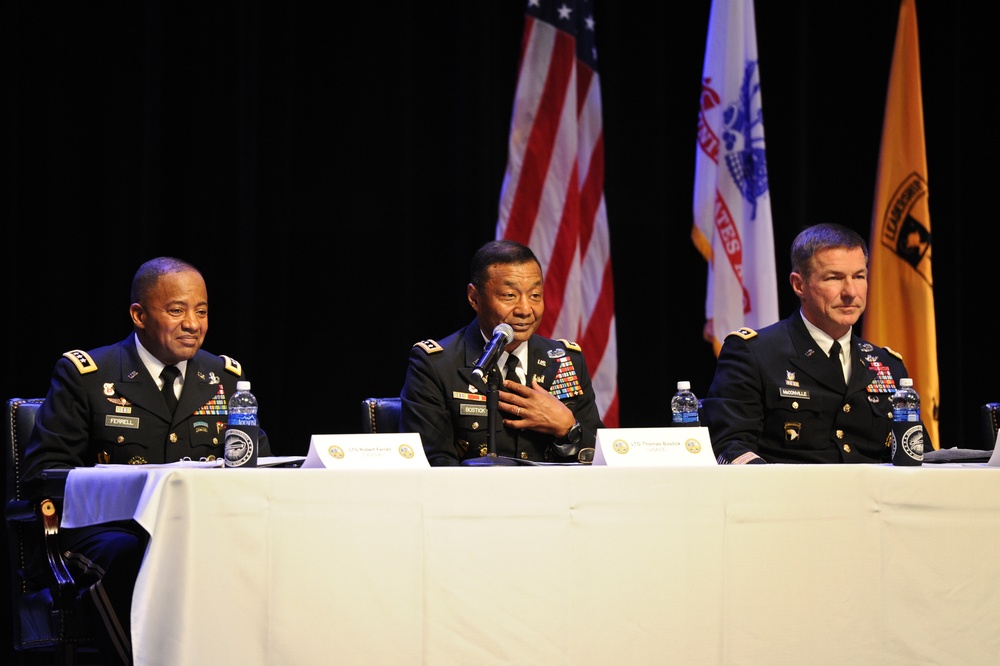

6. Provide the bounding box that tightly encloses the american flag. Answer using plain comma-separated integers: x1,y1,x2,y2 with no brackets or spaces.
496,0,618,426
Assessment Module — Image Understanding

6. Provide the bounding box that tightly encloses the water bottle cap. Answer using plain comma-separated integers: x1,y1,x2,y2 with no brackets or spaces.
899,378,913,387
677,381,691,390
236,380,251,391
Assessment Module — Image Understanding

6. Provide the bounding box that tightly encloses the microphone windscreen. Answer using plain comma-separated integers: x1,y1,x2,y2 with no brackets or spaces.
494,323,514,343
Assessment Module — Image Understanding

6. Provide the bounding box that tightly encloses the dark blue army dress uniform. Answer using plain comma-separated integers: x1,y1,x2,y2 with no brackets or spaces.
702,313,922,465
21,333,271,664
24,333,271,473
400,320,604,466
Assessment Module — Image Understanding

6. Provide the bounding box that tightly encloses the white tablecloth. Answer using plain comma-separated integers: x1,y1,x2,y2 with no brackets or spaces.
62,464,1000,665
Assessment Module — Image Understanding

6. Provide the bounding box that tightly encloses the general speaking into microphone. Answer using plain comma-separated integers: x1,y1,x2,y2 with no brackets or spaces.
471,323,514,382
399,239,605,466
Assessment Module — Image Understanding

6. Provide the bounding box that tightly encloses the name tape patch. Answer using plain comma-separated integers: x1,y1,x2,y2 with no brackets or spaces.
105,415,140,429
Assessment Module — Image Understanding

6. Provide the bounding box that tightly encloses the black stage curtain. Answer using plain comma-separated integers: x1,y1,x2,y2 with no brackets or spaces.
1,1,986,456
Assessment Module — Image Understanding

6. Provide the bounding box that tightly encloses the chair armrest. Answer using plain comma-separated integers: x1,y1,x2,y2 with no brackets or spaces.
40,498,77,595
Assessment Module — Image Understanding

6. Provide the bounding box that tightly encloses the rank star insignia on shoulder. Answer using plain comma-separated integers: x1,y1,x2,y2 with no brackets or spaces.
63,349,98,374
220,355,242,376
414,339,443,354
558,338,582,352
885,346,903,361
728,328,758,340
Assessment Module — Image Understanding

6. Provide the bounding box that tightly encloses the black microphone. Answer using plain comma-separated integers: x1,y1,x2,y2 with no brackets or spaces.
471,323,515,382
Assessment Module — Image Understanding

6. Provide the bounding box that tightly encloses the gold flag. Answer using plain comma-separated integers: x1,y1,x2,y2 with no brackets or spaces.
863,0,939,448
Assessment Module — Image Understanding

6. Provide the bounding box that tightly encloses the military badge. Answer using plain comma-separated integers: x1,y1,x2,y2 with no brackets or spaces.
865,360,897,394
549,356,583,399
194,384,228,415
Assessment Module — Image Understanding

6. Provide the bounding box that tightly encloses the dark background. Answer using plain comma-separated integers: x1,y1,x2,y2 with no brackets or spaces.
1,0,989,454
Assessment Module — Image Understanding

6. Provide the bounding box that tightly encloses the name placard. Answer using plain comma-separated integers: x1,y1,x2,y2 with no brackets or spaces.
593,427,716,466
302,433,429,469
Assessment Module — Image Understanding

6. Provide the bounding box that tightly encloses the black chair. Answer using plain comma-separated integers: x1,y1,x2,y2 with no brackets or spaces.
5,398,96,664
361,397,402,434
980,402,1000,450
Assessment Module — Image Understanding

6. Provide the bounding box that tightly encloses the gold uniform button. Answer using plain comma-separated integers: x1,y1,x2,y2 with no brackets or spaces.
843,404,851,413
212,437,219,445
836,430,844,439
117,435,125,444
843,444,852,453
888,411,894,420
791,401,799,410
521,451,528,459
169,432,178,443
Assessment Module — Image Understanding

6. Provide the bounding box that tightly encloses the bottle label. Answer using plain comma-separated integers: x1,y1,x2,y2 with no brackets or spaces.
893,407,920,422
672,412,699,425
224,424,259,468
228,412,258,426
891,422,923,466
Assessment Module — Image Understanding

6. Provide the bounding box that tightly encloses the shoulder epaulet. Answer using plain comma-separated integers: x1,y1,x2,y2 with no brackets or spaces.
558,339,582,352
885,346,903,361
413,339,443,355
62,349,98,374
727,327,758,341
220,355,243,377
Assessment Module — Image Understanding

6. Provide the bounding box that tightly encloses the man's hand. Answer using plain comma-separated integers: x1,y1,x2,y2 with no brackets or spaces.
497,379,576,437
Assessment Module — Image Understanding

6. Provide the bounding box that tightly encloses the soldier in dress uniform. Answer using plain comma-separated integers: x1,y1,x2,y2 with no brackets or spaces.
702,223,930,464
400,240,604,466
22,257,270,664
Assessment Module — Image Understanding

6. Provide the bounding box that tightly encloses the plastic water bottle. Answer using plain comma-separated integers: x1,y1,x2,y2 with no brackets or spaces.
225,380,259,468
671,381,700,426
890,378,923,466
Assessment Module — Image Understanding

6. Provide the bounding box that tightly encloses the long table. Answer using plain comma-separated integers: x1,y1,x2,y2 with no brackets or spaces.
61,464,1000,665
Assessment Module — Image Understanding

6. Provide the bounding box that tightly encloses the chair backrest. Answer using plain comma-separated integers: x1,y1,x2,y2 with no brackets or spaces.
6,398,44,651
981,402,1000,450
361,397,402,434
5,397,95,659
6,398,44,508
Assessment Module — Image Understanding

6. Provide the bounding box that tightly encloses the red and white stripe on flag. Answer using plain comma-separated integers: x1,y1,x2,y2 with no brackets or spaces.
497,0,618,426
693,0,778,356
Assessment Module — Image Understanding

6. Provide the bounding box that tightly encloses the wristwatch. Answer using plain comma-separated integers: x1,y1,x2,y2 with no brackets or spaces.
564,421,583,446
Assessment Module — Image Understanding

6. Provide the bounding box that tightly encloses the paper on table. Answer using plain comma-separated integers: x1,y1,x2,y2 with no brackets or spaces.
988,430,1000,467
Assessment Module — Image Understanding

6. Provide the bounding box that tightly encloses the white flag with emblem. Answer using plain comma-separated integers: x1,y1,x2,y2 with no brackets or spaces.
693,0,779,355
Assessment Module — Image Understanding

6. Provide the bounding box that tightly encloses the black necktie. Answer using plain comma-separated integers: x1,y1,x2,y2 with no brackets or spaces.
505,354,522,384
828,341,844,383
161,365,180,414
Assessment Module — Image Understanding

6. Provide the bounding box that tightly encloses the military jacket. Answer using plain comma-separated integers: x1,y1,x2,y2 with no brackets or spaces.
702,314,921,464
23,334,271,489
400,320,604,466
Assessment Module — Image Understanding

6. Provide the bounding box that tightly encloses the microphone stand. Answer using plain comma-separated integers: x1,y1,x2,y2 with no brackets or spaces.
461,364,522,466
